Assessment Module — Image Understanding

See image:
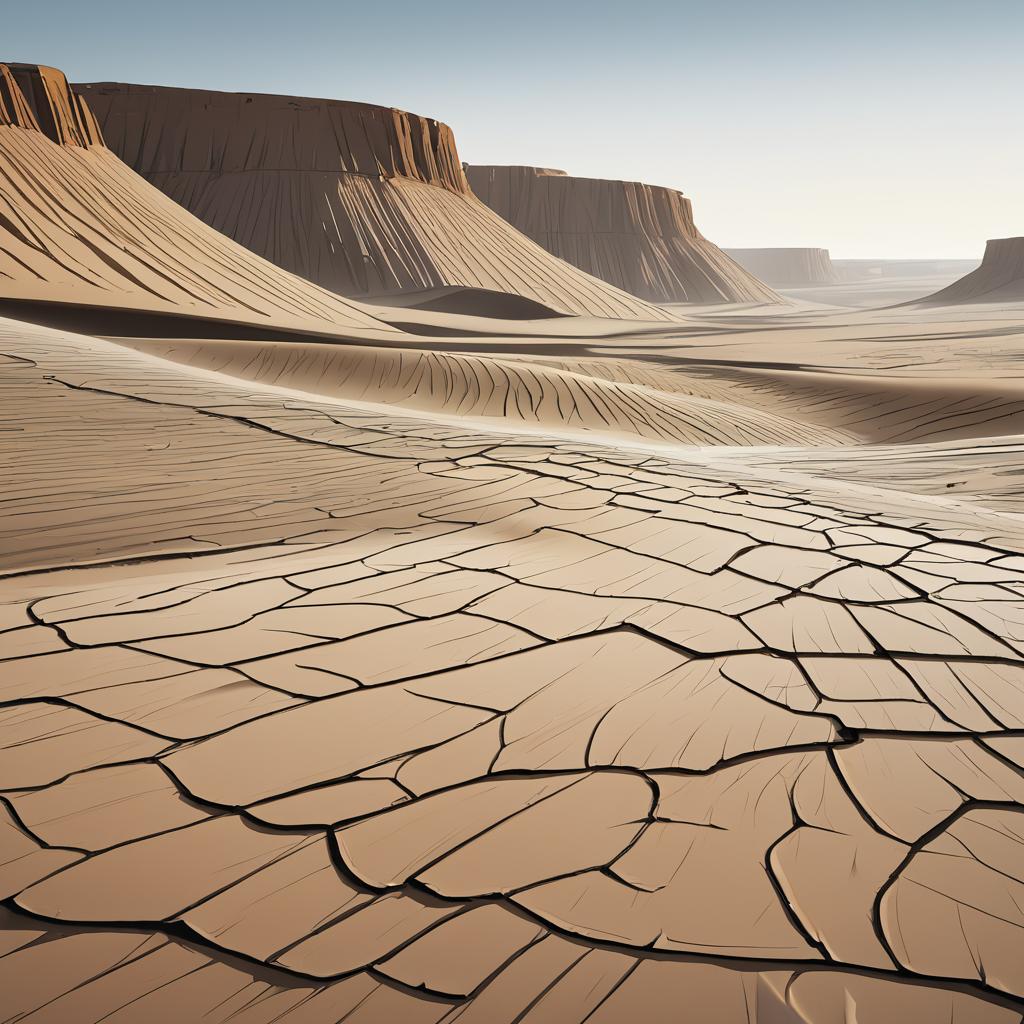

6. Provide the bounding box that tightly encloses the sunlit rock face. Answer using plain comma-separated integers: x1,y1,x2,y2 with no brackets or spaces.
0,64,397,338
78,83,669,319
467,164,779,304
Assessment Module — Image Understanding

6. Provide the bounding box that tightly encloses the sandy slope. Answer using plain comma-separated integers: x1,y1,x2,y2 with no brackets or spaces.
466,165,778,305
122,337,853,448
0,67,402,342
79,83,671,321
919,237,1024,305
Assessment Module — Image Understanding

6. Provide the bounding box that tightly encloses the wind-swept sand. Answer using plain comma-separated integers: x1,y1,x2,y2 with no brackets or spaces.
78,84,670,320
123,337,853,448
6,302,1024,1023
466,165,778,304
3,61,1024,1024
782,258,982,308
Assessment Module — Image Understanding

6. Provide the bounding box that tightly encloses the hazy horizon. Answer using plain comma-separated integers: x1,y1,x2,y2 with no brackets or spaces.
7,0,1021,259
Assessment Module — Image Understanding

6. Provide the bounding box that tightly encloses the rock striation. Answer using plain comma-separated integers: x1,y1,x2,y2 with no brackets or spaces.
0,64,398,339
465,165,779,304
77,84,668,320
919,238,1024,305
724,248,839,287
0,63,104,147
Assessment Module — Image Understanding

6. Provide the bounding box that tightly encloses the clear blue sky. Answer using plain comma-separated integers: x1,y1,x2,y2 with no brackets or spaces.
6,0,1022,258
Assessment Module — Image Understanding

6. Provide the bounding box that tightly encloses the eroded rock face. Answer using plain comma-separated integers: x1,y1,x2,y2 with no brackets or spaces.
0,64,395,339
466,165,779,304
79,83,468,192
0,63,103,147
922,237,1024,304
724,248,839,287
77,84,669,319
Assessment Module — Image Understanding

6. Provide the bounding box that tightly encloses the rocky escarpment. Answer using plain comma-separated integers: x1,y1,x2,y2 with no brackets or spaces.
918,238,1024,305
0,63,103,147
77,84,668,321
0,64,396,340
724,248,838,287
465,165,778,305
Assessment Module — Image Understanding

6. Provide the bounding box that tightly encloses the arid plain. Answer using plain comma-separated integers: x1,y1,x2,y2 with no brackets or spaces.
2,63,1024,1023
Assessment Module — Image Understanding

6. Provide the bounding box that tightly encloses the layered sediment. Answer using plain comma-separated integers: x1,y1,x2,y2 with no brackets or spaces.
0,64,397,339
77,84,668,320
466,165,778,304
919,237,1024,304
724,247,838,287
0,62,103,147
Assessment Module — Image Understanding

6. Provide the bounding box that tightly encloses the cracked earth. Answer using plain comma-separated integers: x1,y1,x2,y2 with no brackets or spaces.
5,311,1024,1023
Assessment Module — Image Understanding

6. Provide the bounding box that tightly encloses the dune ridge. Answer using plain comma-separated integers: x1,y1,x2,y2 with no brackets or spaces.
77,83,670,321
465,164,778,304
124,337,851,447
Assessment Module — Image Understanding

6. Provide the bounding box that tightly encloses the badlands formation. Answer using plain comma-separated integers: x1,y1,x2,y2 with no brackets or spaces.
0,67,400,341
466,165,777,304
78,83,667,320
921,237,1024,305
3,62,1024,1024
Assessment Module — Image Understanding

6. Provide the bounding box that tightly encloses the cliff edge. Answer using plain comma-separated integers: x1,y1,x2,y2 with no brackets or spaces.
466,165,778,305
77,84,668,321
0,64,395,339
0,63,103,147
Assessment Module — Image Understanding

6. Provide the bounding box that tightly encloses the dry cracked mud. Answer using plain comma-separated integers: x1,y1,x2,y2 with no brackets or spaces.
4,311,1024,1023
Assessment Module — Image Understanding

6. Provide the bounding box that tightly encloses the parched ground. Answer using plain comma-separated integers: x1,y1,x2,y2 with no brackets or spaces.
4,307,1024,1023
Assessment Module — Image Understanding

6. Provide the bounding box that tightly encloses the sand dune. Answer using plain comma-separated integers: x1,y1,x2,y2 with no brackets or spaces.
465,165,778,304
662,363,1024,444
725,247,838,287
78,83,669,321
124,336,853,447
0,64,397,341
919,237,1024,305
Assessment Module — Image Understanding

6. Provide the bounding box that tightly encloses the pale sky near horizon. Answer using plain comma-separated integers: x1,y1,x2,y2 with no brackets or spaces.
6,0,1022,258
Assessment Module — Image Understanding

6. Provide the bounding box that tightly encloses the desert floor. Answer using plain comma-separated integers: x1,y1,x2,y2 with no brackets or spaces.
4,296,1024,1023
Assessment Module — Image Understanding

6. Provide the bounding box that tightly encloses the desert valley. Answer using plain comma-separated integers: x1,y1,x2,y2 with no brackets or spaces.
1,46,1024,1024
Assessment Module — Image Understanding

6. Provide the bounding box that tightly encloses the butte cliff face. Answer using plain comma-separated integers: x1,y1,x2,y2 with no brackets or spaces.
464,165,778,305
723,248,838,287
0,64,397,340
0,62,104,146
919,238,1024,305
77,84,668,321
